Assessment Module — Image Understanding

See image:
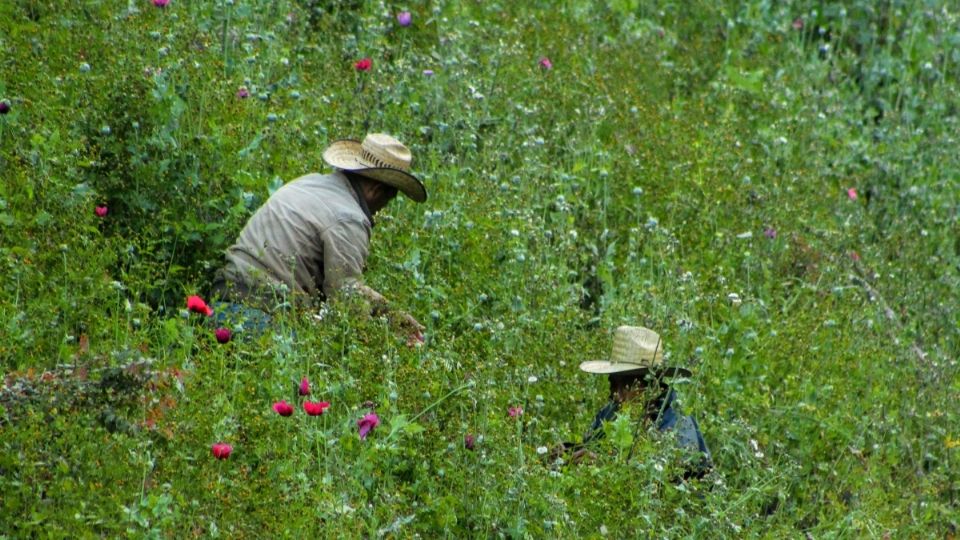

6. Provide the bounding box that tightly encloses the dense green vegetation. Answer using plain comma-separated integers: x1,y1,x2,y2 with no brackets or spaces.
2,0,959,537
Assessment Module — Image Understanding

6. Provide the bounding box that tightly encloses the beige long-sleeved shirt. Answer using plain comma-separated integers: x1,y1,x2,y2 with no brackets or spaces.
221,171,372,303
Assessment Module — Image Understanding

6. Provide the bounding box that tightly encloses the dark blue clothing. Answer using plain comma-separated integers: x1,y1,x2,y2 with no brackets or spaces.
584,389,712,476
212,301,272,336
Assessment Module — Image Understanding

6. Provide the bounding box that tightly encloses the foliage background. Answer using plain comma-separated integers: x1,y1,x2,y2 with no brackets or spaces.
1,0,958,537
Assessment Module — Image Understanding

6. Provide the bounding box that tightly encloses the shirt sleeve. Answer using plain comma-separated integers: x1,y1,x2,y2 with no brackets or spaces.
320,215,370,299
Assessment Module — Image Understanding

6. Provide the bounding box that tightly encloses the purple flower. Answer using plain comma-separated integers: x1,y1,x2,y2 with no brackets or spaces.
464,433,475,450
538,57,553,70
508,406,523,418
422,69,434,77
764,228,777,239
396,11,412,27
357,413,380,440
0,101,11,115
236,86,250,99
153,0,170,7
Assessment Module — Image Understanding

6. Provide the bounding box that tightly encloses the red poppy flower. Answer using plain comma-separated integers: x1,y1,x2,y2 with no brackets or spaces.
273,400,294,417
186,295,213,316
95,205,108,218
354,57,372,71
303,401,330,416
214,327,232,344
299,377,310,396
211,442,233,459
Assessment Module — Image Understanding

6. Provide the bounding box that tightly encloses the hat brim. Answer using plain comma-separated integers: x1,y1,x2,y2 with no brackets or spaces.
323,139,427,202
579,360,691,378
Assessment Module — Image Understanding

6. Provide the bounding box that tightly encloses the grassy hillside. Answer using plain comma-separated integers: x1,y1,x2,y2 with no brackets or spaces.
1,0,959,537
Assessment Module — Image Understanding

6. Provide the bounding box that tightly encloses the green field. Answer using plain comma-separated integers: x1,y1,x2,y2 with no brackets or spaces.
2,0,959,537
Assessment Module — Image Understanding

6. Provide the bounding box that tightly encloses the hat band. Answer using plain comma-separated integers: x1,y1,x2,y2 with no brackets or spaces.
360,146,408,172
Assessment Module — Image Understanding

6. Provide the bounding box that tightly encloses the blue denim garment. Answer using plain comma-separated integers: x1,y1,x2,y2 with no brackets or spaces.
584,388,712,474
212,301,272,337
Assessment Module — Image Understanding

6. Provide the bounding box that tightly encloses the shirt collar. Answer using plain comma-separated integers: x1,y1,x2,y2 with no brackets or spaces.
343,172,375,227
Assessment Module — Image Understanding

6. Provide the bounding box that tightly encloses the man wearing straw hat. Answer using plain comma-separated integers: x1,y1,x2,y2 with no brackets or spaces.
213,133,426,335
557,326,712,477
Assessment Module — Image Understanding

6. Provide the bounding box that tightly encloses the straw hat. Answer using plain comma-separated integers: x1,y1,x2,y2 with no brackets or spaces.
323,133,427,202
579,326,691,377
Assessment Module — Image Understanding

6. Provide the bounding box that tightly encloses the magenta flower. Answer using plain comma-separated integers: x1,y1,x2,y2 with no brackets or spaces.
464,433,475,450
764,227,777,239
354,58,372,72
95,205,108,218
153,0,170,7
299,377,310,396
0,101,10,115
538,57,553,70
211,442,233,459
236,86,250,99
508,406,523,418
357,412,380,439
273,400,294,417
303,401,330,416
186,295,213,317
396,11,412,27
214,327,232,344
847,188,858,201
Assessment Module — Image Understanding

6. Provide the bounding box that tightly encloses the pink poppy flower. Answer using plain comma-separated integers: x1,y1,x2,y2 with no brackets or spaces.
538,57,552,70
357,412,380,439
508,406,523,418
354,58,372,72
273,400,294,417
299,377,311,396
95,205,108,218
186,295,213,316
214,327,231,344
396,11,412,27
211,442,232,459
847,188,858,201
303,401,330,416
153,0,170,7
464,433,475,450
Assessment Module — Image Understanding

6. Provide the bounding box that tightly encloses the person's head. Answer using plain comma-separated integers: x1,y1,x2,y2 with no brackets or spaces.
608,369,668,404
322,133,427,204
579,325,690,405
347,172,399,215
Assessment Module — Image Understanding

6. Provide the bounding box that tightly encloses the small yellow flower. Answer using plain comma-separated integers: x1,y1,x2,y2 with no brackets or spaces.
945,437,960,449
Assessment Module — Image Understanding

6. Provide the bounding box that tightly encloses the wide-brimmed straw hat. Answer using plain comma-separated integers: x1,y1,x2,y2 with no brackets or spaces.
579,326,691,377
323,133,427,202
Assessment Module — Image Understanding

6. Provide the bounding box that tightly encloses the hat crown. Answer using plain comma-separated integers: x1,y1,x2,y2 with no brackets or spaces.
609,326,664,368
361,133,412,172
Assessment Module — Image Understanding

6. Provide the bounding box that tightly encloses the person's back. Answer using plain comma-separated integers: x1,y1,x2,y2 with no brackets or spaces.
221,171,370,305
